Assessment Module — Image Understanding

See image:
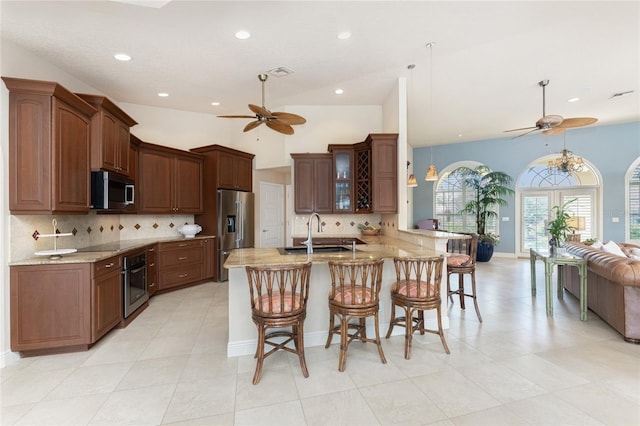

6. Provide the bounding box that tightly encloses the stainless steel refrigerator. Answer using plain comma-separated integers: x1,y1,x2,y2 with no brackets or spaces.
217,189,255,281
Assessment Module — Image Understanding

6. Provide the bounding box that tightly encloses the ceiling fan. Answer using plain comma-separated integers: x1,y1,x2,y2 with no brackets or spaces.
218,74,306,135
505,80,597,139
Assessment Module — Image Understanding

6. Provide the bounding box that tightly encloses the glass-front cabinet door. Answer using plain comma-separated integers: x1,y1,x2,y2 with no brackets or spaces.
329,145,353,213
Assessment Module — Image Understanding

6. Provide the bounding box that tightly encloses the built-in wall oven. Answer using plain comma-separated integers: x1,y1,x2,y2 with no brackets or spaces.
123,251,149,318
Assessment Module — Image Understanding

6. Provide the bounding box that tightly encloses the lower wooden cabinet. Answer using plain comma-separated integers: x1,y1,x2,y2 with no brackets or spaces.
146,244,158,297
91,255,123,341
10,257,123,354
158,239,211,291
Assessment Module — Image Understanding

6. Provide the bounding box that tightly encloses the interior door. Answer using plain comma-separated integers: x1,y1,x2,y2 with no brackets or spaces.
259,182,284,248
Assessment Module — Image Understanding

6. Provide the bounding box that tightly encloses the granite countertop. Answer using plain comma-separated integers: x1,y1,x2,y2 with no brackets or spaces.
10,235,215,266
224,235,451,269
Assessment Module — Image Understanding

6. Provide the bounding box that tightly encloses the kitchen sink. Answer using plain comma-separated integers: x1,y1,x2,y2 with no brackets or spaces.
277,245,357,255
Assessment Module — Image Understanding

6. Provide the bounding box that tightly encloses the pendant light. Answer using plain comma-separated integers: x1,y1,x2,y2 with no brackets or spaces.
425,42,438,182
407,161,418,187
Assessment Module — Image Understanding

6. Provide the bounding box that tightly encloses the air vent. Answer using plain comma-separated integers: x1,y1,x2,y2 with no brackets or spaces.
610,90,634,99
266,67,295,77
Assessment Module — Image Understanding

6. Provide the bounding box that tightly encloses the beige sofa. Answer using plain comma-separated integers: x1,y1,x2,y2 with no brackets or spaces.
563,242,640,343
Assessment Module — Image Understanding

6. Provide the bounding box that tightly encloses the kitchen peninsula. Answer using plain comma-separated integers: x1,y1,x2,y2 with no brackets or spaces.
224,231,467,357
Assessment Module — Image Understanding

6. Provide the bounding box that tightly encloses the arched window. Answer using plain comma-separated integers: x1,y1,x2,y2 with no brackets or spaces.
627,158,640,242
433,161,494,233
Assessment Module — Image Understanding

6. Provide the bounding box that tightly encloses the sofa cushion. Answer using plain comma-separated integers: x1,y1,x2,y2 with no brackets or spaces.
602,240,626,257
591,240,604,249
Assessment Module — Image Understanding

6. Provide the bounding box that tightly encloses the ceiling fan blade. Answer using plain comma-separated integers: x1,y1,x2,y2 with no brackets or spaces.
511,127,542,139
272,111,307,125
243,120,263,132
266,119,295,135
505,126,538,133
542,127,565,136
217,114,256,119
557,117,598,128
248,104,274,118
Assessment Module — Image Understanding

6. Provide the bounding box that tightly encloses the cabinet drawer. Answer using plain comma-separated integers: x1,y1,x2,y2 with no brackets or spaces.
159,240,201,251
159,247,202,268
93,256,121,278
159,264,203,290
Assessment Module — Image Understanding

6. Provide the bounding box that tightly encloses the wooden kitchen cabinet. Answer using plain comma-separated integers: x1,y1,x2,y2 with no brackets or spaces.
191,145,254,242
354,133,398,213
158,239,205,291
76,93,138,177
146,244,158,297
10,256,123,355
91,255,123,341
328,145,354,213
191,144,254,192
202,238,215,280
2,77,97,214
137,142,204,214
291,153,334,214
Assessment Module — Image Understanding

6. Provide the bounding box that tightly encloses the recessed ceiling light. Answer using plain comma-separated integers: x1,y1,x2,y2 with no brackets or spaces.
334,89,344,95
211,102,220,106
158,92,169,97
568,97,580,103
337,31,351,40
235,30,251,40
114,53,131,61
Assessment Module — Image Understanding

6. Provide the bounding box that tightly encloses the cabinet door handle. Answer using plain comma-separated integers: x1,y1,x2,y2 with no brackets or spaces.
104,262,115,268
178,256,188,260
149,283,155,287
149,262,155,267
178,243,188,247
178,273,188,278
148,248,155,252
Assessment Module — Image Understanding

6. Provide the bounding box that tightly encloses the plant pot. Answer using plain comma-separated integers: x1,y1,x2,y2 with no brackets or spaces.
476,241,494,262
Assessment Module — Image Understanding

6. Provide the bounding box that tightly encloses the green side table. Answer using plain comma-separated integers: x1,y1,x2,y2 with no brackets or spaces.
530,248,588,320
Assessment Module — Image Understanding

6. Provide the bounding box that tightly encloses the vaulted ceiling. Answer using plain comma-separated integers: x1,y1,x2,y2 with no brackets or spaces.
2,1,638,146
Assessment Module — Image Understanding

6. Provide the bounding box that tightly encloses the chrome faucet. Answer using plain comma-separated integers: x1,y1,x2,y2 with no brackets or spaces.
302,212,322,253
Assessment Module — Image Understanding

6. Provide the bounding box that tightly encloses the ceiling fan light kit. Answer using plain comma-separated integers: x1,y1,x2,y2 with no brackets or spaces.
505,80,598,139
218,73,306,135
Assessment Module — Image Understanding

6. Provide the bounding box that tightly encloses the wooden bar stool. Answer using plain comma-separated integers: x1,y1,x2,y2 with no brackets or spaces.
245,262,312,384
446,233,482,322
386,255,449,358
325,258,387,372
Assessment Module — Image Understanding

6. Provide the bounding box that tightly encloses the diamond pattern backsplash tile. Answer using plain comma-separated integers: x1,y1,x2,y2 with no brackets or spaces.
292,213,382,237
10,212,195,261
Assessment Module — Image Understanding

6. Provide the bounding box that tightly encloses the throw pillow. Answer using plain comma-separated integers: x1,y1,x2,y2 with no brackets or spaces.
630,254,640,261
591,240,603,249
631,247,640,257
602,241,626,257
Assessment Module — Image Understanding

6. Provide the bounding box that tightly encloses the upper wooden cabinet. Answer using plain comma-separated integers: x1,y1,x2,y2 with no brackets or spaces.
291,153,334,214
2,77,97,214
354,133,398,214
191,144,255,240
190,144,254,192
328,145,354,213
137,142,204,214
76,94,137,177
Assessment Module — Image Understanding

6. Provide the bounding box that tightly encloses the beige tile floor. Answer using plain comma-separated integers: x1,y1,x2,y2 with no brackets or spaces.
1,257,639,425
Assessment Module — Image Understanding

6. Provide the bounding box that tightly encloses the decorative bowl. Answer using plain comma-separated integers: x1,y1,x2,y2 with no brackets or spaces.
361,229,380,236
178,224,202,238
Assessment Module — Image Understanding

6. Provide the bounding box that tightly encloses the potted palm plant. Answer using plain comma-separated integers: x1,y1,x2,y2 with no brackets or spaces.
455,165,514,262
547,199,577,254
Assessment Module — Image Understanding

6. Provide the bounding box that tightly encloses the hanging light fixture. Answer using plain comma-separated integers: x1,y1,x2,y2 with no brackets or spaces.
424,42,438,181
407,161,418,187
547,133,584,174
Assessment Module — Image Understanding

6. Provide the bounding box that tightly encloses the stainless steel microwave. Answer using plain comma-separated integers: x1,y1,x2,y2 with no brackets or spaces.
91,171,135,212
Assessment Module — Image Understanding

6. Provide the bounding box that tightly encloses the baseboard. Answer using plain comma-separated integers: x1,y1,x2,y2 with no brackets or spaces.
226,317,450,357
1,349,20,368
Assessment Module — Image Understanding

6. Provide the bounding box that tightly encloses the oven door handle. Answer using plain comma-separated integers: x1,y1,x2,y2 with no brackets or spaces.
130,265,146,275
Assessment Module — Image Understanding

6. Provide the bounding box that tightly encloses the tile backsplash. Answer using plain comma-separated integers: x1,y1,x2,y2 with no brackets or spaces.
291,213,384,236
10,212,194,261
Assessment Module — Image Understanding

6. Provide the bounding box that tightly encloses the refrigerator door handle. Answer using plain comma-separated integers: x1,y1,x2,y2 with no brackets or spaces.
236,200,243,243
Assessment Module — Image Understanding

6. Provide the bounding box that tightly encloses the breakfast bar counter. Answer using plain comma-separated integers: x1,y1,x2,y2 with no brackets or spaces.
224,233,467,357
